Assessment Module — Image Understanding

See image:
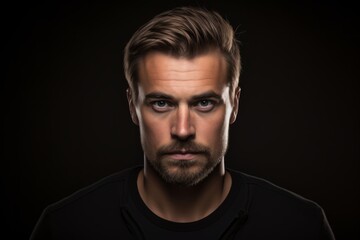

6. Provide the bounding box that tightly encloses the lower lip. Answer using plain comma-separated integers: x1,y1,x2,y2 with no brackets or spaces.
169,153,198,160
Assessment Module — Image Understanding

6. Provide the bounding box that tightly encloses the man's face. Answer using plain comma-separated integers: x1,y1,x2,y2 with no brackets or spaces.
128,51,239,186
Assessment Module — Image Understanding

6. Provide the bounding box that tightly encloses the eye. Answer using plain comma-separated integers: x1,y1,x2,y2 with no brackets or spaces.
195,100,216,112
151,100,173,112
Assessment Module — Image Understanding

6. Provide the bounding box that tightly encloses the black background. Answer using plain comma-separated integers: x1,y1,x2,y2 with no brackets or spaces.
2,0,359,239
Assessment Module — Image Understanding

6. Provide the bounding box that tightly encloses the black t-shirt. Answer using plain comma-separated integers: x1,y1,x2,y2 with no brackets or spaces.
30,166,335,239
124,167,248,239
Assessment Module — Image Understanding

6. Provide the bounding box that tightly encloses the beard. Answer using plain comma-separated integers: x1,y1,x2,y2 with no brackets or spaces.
146,140,226,187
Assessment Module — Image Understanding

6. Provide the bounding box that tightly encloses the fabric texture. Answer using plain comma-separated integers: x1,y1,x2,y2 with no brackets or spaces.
30,166,335,239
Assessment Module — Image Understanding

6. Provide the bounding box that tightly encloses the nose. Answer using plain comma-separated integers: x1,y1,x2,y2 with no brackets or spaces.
170,105,195,141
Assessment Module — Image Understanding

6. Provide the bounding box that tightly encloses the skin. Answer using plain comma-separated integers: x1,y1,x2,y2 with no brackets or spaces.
127,50,240,222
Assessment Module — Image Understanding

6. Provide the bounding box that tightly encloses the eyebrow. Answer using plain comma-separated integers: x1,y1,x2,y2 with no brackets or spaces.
145,92,173,100
191,91,223,101
145,91,223,101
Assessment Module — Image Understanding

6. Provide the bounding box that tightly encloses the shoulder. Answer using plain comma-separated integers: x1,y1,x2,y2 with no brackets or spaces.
30,166,141,239
228,169,335,239
230,169,321,208
229,169,326,224
44,166,140,216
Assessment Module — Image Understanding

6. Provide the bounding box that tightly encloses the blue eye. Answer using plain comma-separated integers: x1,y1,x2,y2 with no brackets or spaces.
154,101,167,107
195,100,215,112
151,100,172,112
199,100,210,106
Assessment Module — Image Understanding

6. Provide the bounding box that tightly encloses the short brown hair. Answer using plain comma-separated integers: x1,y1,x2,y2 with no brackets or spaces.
124,6,241,99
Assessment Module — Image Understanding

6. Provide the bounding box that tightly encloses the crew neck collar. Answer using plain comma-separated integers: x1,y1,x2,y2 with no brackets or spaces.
128,166,248,232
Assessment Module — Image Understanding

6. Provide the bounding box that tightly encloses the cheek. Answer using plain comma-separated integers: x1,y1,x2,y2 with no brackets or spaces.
196,109,230,145
139,111,169,147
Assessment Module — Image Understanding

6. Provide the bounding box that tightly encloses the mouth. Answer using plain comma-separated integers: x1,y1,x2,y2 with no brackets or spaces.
165,151,203,160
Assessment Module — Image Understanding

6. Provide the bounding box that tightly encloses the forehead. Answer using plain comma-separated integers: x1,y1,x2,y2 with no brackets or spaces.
137,51,228,96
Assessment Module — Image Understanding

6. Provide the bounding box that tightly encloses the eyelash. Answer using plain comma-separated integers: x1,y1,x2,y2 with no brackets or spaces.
195,100,215,111
150,100,216,112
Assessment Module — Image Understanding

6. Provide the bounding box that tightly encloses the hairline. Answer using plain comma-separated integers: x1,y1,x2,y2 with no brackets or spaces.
130,48,237,102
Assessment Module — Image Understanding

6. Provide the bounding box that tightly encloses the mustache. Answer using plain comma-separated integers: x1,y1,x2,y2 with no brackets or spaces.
157,141,210,156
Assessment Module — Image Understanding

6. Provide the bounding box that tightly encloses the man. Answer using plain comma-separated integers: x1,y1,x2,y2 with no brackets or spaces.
30,7,335,239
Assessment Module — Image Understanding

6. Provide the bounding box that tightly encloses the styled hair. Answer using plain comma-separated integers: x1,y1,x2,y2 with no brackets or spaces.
124,6,241,99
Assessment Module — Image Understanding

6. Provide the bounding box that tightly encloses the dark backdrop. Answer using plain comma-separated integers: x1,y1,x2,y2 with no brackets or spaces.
2,1,359,239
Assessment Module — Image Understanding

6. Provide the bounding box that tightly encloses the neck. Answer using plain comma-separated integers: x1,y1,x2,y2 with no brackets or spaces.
137,159,232,223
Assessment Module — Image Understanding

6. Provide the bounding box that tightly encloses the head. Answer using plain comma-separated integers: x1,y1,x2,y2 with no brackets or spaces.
124,7,241,186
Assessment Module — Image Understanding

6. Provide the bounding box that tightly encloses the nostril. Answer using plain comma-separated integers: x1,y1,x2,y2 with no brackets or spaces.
170,124,195,141
171,131,195,141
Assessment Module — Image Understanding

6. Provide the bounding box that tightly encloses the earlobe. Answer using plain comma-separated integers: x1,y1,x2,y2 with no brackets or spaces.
127,88,139,125
230,87,241,124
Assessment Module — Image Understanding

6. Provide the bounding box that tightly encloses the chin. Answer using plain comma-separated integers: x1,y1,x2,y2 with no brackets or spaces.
157,159,219,187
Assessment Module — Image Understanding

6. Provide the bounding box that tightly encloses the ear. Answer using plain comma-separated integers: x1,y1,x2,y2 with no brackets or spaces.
127,88,139,125
230,87,241,124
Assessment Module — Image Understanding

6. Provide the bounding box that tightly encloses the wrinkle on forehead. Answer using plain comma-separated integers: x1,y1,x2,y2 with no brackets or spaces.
138,51,227,90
